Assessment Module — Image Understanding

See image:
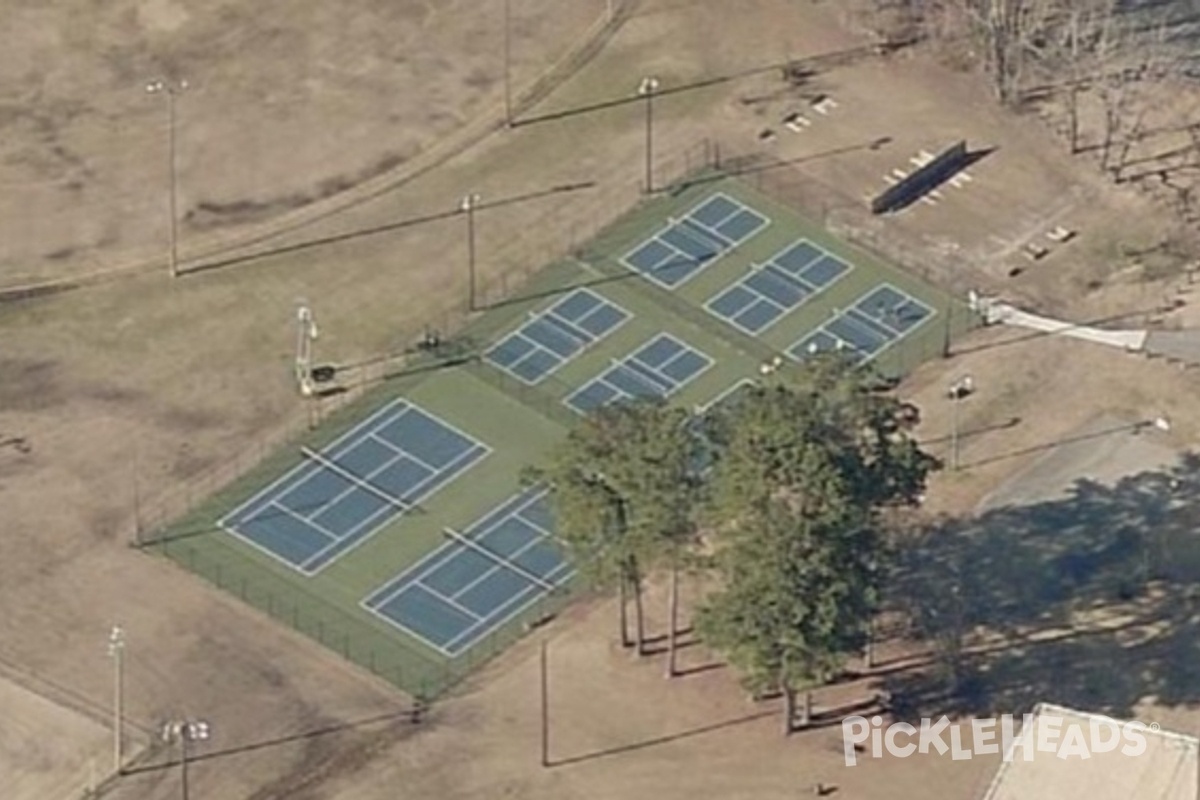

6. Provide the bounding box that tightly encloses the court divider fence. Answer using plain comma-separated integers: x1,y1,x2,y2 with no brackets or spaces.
133,130,982,700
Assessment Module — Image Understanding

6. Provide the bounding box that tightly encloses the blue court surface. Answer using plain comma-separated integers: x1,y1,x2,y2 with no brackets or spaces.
484,289,631,384
361,486,572,657
621,193,769,288
706,238,852,335
787,284,934,364
220,400,490,575
565,333,714,414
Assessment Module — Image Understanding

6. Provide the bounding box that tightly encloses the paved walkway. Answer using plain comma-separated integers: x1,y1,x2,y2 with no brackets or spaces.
1145,330,1200,365
973,294,1200,367
980,299,1149,351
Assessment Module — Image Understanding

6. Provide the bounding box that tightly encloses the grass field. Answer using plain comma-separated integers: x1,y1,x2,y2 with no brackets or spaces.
148,172,973,700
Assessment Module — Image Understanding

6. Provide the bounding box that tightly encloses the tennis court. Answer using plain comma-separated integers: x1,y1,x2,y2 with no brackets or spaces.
565,332,715,414
361,486,572,657
705,238,853,335
484,288,631,384
787,284,934,364
621,192,768,288
220,399,490,575
158,173,968,699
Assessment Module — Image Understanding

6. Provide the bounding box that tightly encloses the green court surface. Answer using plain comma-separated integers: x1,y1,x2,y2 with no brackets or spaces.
148,173,974,700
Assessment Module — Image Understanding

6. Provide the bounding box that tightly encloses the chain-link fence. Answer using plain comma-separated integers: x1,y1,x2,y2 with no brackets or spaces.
159,538,587,702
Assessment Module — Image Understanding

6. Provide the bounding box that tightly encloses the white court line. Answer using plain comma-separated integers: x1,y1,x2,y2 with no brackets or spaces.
266,500,342,543
620,192,768,290
569,297,632,342
490,330,562,387
300,443,490,572
856,282,936,338
387,406,480,475
619,224,698,288
442,529,549,600
495,290,632,386
359,488,567,658
802,283,938,368
698,377,759,414
363,487,547,611
685,190,762,234
415,582,485,621
567,332,714,412
360,597,459,658
367,431,409,459
216,519,327,576
299,406,492,572
542,307,595,345
296,450,406,520
657,342,716,388
441,583,544,653
443,560,576,654
220,398,410,531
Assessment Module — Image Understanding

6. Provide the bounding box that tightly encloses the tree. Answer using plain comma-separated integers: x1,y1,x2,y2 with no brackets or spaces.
698,359,935,734
703,358,933,518
536,400,698,666
698,497,878,734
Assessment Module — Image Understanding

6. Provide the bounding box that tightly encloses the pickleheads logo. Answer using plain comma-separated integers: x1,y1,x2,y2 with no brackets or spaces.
842,713,1159,766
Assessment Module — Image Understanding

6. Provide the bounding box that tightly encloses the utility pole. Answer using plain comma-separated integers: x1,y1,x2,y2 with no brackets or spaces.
503,0,513,126
638,77,659,194
107,626,125,774
461,194,482,311
145,79,188,278
948,376,974,471
540,639,550,767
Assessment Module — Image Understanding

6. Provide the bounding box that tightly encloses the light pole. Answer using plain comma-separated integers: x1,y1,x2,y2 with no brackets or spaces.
948,376,974,471
162,719,211,800
107,626,125,774
145,79,188,278
295,302,319,397
638,77,659,194
503,0,513,126
461,193,481,311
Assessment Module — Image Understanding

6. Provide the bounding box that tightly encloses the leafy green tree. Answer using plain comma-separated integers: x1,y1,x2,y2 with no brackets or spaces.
699,360,934,733
697,498,875,733
536,400,698,666
704,359,931,518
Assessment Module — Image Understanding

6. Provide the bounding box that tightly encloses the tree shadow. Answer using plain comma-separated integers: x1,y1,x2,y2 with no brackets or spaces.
882,452,1200,723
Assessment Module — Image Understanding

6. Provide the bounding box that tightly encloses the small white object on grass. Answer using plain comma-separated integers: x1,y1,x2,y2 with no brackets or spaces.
1154,416,1171,432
